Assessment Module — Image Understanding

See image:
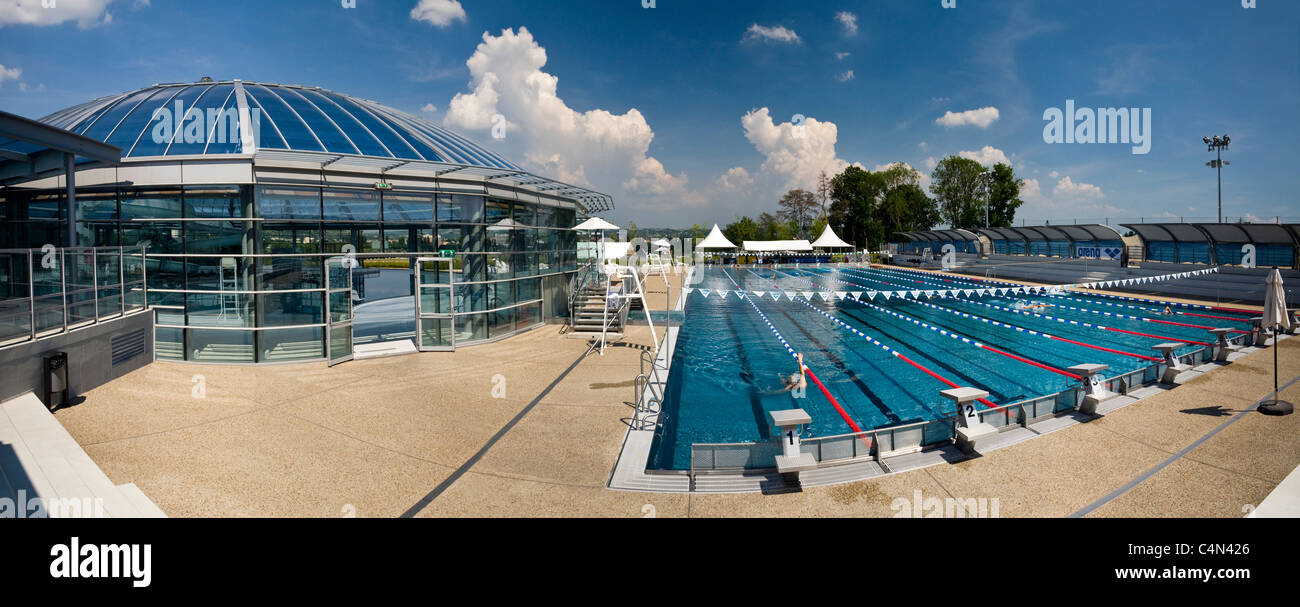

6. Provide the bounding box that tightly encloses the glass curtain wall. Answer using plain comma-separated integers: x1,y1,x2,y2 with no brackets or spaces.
12,184,578,362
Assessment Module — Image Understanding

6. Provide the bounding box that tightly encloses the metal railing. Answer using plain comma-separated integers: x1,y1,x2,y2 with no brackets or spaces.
630,348,666,431
688,340,1233,479
0,246,148,349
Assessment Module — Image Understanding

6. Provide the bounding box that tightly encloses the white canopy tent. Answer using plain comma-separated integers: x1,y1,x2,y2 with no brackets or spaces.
811,225,854,249
743,240,814,252
573,217,620,231
696,224,738,249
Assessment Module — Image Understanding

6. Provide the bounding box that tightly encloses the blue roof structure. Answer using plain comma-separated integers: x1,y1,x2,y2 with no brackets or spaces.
36,80,521,169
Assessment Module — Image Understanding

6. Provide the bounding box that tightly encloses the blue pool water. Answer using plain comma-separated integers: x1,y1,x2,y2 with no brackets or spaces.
646,264,1257,470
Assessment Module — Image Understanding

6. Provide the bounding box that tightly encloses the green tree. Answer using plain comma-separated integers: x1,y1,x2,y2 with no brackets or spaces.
986,162,1024,228
626,222,638,241
756,212,781,240
690,223,705,241
829,166,887,248
929,156,986,230
777,189,820,239
723,216,759,244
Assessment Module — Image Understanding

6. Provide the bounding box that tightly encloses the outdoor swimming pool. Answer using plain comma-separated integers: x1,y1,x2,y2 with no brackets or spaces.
646,264,1258,470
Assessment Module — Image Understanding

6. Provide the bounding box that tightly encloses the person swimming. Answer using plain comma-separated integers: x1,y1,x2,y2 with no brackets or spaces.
774,353,808,394
1162,306,1174,315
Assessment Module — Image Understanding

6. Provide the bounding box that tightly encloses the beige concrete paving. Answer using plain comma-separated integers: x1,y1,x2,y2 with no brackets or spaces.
50,271,1300,517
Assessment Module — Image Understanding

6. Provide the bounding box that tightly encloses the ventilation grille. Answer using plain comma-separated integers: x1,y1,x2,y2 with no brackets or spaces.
111,329,147,366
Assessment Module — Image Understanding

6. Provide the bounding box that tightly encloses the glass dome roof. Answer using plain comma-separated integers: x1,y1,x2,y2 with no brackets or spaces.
36,80,522,170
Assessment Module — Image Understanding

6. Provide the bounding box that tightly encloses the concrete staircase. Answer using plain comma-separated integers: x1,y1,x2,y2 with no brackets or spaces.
568,277,625,340
0,393,165,518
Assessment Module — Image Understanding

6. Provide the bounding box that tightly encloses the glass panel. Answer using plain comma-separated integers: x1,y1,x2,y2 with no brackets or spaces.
121,189,183,221
76,190,118,221
155,327,184,360
169,84,237,156
328,290,352,322
298,89,389,157
459,254,486,283
382,192,434,222
455,312,486,342
243,85,326,152
64,250,96,325
457,282,486,313
420,286,452,315
514,253,537,278
488,281,514,310
188,329,255,363
95,250,122,318
515,302,541,330
186,292,255,328
186,256,254,292
32,252,65,333
486,225,511,253
517,278,540,303
323,189,380,221
0,252,32,344
185,220,254,255
262,223,322,254
275,88,360,155
259,256,321,291
486,253,511,280
123,251,146,312
258,187,321,220
261,326,324,362
384,228,413,253
329,324,352,360
260,292,324,326
420,317,453,349
185,186,249,218
512,203,535,227
485,199,511,223
438,194,484,223
105,86,187,151
489,306,514,338
325,92,423,160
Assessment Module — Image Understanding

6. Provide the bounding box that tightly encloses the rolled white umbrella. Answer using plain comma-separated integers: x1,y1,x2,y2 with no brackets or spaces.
1260,268,1293,416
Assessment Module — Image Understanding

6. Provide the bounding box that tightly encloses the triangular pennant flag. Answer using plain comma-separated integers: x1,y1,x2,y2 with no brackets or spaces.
924,291,935,299
834,291,847,300
753,290,766,297
684,288,694,294
770,292,781,301
910,290,922,299
801,291,815,299
882,291,893,300
962,289,974,297
865,292,876,301
717,289,729,298
978,289,990,297
851,291,864,300
998,288,1008,296
819,292,833,301
699,289,711,298
735,291,746,299
784,291,797,300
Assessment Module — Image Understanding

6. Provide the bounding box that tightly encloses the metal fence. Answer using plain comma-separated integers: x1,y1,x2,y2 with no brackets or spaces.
689,340,1237,478
0,246,148,349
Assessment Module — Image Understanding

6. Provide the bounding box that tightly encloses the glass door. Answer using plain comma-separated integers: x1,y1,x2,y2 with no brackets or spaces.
415,257,455,351
325,256,355,366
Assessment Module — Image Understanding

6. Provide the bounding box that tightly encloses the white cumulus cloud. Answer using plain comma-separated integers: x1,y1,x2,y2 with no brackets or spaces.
958,145,1011,167
443,27,696,207
743,24,801,44
716,167,754,192
836,70,854,83
420,103,438,113
741,107,856,191
0,64,20,83
935,106,1000,128
410,0,466,28
835,11,858,36
0,0,115,28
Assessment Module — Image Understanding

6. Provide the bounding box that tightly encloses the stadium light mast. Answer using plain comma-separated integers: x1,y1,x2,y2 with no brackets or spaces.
980,170,994,228
1203,134,1231,223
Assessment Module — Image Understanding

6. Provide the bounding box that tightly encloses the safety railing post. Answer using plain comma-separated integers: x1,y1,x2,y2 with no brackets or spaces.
27,250,36,342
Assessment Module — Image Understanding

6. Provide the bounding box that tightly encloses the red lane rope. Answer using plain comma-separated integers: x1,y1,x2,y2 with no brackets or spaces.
1179,312,1254,323
1148,318,1250,333
890,351,998,408
979,344,1084,380
802,367,862,433
1103,326,1213,347
1047,335,1162,362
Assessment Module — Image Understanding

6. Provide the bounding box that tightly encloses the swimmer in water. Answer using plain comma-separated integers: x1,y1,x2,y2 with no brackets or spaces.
781,353,808,393
1162,306,1173,315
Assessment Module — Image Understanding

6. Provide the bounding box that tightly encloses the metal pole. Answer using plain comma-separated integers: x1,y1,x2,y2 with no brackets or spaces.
1217,146,1223,223
64,153,77,248
28,250,36,342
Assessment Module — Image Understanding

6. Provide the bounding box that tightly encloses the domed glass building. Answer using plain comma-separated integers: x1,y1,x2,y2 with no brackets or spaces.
1,80,612,363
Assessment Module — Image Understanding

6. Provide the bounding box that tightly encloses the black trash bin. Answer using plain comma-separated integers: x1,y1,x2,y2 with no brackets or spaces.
43,352,68,411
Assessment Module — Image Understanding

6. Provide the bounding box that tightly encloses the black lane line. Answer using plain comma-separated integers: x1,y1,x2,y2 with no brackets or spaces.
1068,372,1300,518
723,298,775,440
399,349,589,518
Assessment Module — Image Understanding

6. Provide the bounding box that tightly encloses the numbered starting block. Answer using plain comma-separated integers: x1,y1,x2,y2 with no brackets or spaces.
1152,343,1190,384
941,387,996,455
1209,328,1242,362
1069,364,1113,415
771,409,816,479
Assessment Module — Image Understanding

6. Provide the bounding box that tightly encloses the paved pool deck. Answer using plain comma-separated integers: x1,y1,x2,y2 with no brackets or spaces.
51,269,1300,517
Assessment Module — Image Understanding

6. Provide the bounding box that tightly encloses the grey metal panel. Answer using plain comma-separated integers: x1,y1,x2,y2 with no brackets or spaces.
1196,223,1251,243
1009,227,1048,241
1237,223,1296,245
953,228,981,241
1123,223,1177,243
1163,223,1209,242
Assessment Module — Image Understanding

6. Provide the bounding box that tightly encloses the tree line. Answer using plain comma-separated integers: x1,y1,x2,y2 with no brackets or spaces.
722,156,1026,249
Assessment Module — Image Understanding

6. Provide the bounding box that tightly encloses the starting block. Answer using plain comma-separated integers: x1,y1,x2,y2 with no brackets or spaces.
1069,364,1113,415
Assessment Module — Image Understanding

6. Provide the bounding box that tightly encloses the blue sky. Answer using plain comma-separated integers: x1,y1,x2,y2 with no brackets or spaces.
1,0,1296,228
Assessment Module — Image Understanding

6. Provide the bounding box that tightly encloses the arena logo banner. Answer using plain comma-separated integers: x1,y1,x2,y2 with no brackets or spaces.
1076,246,1123,260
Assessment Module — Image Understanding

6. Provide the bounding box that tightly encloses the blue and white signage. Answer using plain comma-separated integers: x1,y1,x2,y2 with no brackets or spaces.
1076,246,1122,260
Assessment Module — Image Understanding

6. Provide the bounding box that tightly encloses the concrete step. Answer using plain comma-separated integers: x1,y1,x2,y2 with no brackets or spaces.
567,331,624,340
116,483,167,518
